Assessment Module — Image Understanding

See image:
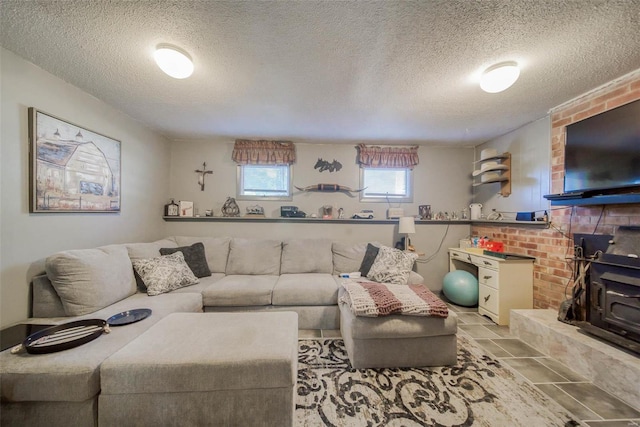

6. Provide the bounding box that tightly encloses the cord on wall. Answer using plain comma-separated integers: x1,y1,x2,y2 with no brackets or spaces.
416,224,450,264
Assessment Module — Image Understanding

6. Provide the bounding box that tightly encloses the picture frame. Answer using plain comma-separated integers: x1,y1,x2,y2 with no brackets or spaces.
29,108,121,213
178,201,194,217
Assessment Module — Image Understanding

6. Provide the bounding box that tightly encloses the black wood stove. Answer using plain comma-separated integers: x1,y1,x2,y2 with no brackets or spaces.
574,226,640,354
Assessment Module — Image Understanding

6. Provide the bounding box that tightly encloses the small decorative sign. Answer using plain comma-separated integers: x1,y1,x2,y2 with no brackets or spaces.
179,201,194,217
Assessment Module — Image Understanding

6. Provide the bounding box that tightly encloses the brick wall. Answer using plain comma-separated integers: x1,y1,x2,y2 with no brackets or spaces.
472,71,640,310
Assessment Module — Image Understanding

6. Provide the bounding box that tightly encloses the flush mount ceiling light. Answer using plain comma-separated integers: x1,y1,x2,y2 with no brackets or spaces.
154,44,194,79
480,61,520,93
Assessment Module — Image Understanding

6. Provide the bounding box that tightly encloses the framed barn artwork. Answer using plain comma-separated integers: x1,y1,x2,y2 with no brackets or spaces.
28,108,121,213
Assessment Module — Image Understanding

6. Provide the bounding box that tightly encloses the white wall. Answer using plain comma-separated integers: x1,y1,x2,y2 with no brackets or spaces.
0,48,481,326
168,139,474,220
0,48,171,327
166,139,474,290
473,116,551,219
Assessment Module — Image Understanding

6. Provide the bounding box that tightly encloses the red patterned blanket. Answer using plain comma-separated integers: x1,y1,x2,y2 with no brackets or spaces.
340,281,449,318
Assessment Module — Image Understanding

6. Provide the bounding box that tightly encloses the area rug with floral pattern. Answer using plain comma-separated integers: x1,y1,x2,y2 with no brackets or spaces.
295,336,582,427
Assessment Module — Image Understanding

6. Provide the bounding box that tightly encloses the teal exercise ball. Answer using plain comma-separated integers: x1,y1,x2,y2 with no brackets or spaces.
442,270,479,307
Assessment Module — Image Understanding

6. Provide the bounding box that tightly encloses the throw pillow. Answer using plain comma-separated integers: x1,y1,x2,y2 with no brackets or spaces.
132,252,199,296
45,245,136,316
359,243,380,276
174,236,231,273
366,245,418,285
160,242,211,278
126,238,178,291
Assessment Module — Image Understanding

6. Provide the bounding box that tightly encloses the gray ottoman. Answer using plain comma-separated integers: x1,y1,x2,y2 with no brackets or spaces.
339,293,458,368
99,312,298,427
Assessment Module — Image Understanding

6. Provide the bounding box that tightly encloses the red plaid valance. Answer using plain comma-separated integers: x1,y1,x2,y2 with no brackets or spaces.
356,144,419,169
232,139,296,165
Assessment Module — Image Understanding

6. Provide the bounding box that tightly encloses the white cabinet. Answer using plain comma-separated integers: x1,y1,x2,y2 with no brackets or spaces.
448,248,534,325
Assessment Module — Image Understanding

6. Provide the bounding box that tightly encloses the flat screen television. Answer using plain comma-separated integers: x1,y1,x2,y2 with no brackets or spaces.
564,99,640,194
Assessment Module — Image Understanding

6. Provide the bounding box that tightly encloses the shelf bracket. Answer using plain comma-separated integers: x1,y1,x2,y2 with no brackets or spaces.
499,153,511,197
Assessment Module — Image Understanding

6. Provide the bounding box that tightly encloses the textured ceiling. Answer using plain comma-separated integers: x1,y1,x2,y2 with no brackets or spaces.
1,0,639,146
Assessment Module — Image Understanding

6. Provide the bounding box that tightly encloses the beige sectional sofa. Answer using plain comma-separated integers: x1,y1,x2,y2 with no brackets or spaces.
0,236,449,427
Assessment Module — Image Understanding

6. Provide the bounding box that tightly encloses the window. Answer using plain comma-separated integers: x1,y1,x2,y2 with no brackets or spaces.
237,164,292,200
359,167,413,202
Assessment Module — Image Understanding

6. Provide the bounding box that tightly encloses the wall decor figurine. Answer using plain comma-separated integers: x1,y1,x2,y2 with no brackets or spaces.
313,158,342,173
245,205,265,217
294,184,365,196
164,199,179,216
221,197,240,217
195,162,213,191
28,108,121,213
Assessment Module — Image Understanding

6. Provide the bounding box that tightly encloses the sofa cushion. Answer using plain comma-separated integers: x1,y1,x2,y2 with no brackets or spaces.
0,292,202,404
100,312,298,395
407,271,425,285
160,242,211,278
202,275,278,306
45,245,136,316
226,238,282,275
133,252,199,296
125,238,178,261
367,245,418,285
332,241,380,275
174,236,231,273
272,274,339,305
169,273,225,294
32,274,66,318
281,239,333,274
339,288,458,339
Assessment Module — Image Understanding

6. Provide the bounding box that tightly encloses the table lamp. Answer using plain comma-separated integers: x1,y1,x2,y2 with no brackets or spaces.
398,217,416,251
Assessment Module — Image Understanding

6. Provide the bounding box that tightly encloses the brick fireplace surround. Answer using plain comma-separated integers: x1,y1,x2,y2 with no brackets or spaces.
472,71,640,311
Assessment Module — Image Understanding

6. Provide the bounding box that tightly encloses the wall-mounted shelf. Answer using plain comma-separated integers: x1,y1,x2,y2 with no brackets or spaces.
162,216,471,225
471,219,549,228
473,152,511,197
163,216,549,228
548,193,640,207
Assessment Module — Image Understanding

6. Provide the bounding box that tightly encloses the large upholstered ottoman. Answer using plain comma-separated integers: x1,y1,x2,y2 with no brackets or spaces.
339,287,458,368
99,312,298,427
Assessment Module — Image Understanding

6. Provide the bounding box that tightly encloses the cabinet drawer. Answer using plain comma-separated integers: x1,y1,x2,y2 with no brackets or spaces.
471,255,500,269
479,284,499,314
478,267,499,289
450,249,472,263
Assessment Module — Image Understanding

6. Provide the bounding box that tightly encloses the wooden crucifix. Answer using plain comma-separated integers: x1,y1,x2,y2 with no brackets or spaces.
195,162,213,191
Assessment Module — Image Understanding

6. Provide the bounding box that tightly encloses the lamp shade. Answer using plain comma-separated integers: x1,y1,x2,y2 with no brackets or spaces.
480,61,520,93
154,44,194,79
398,217,416,234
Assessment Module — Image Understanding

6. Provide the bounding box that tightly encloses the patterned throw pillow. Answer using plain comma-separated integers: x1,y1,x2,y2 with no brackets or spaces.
160,242,211,278
132,252,199,296
366,245,418,285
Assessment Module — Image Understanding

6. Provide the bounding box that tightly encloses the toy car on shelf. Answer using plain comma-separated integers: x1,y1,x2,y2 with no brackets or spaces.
352,209,374,219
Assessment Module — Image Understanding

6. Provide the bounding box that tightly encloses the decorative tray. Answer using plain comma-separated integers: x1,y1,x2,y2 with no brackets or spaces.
106,308,152,326
13,319,108,354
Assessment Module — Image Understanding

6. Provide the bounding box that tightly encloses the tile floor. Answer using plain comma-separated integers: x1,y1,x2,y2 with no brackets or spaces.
299,303,640,427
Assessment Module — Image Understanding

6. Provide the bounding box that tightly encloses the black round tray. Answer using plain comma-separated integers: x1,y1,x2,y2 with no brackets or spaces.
22,319,107,354
107,308,152,326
